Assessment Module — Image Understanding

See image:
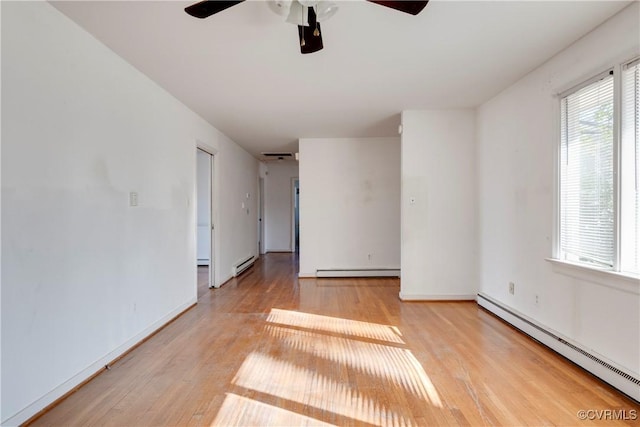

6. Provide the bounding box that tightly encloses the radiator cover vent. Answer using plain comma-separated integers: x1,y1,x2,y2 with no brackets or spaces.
233,255,255,277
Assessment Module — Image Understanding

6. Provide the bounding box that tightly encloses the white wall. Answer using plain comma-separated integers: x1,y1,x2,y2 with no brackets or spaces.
400,110,477,300
1,2,257,424
299,137,401,276
210,132,259,284
196,149,211,264
264,162,298,252
477,3,639,377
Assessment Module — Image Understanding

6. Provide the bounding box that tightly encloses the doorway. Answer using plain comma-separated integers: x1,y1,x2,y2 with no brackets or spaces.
259,177,265,255
196,148,215,295
292,178,300,253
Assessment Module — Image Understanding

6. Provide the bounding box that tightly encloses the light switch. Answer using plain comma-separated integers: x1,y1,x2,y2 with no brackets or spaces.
129,192,138,207
409,197,416,205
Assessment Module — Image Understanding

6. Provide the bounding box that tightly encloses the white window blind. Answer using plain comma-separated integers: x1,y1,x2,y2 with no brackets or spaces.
560,73,614,268
621,59,640,274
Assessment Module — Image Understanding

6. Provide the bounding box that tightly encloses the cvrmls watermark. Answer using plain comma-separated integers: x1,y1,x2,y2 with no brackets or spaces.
577,409,637,421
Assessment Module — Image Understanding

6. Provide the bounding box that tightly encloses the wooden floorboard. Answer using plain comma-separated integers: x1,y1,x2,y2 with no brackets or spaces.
30,253,639,426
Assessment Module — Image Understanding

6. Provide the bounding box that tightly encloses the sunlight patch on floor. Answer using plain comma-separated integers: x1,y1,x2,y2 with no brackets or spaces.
232,352,415,426
265,324,442,406
211,393,334,427
215,309,442,426
266,308,405,344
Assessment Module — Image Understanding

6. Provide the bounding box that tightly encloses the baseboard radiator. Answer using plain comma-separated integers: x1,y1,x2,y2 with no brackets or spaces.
233,255,255,277
316,268,400,278
477,293,640,403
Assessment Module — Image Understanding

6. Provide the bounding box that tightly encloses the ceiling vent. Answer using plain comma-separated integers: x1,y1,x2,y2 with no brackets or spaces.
261,152,294,161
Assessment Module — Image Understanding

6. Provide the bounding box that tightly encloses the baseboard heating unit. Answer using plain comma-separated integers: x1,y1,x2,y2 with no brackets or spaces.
233,255,255,277
477,292,640,402
316,268,400,278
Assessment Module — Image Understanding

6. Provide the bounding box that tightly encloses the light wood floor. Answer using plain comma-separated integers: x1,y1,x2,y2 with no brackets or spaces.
31,253,639,426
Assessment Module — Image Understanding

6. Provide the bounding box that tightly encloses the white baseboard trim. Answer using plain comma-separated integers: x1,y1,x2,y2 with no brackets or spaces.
2,298,197,427
298,272,315,278
477,292,640,402
399,293,476,301
316,268,400,278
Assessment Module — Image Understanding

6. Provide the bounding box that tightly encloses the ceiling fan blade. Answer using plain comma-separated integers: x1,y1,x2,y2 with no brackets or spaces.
367,1,429,15
184,1,245,19
298,7,323,54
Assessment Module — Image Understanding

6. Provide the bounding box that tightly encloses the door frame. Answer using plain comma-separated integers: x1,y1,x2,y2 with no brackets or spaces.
196,143,218,289
290,177,300,253
258,177,265,255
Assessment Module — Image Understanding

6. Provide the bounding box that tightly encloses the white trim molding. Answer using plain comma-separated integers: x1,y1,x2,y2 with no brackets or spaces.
317,268,400,278
399,293,476,301
298,272,316,278
546,258,639,294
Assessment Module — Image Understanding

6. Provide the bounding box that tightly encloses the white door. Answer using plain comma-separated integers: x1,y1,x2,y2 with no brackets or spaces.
291,178,300,252
196,149,215,289
209,153,215,288
259,177,265,255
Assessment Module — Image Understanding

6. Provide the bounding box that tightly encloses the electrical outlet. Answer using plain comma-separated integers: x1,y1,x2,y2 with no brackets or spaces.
509,282,515,295
535,294,539,305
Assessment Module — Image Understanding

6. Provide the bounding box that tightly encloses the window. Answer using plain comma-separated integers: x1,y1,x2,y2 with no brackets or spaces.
558,58,639,276
620,58,640,274
560,72,614,268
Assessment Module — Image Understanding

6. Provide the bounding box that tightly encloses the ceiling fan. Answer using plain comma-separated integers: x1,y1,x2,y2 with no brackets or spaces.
184,1,429,54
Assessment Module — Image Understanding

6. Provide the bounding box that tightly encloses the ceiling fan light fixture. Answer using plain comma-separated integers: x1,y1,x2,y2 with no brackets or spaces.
314,1,338,22
285,1,309,26
185,0,429,55
267,0,292,17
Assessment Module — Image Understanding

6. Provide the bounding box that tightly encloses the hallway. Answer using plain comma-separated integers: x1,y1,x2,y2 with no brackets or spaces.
32,254,638,426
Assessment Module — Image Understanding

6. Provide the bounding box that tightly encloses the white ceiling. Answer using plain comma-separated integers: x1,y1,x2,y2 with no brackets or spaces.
52,0,630,158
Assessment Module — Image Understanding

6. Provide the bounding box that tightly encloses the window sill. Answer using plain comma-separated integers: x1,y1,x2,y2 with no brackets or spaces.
545,258,639,294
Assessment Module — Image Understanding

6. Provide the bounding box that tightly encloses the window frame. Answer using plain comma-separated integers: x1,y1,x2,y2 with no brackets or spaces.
552,57,640,281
